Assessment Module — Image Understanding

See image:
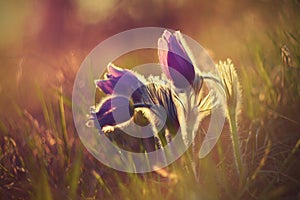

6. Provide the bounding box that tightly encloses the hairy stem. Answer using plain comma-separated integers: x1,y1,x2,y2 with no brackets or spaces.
229,111,244,184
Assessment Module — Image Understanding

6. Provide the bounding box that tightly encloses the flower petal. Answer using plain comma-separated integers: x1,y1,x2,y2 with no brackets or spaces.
96,63,146,97
167,51,195,87
168,32,190,64
94,96,134,127
95,79,117,94
158,30,195,88
158,37,171,79
107,63,126,77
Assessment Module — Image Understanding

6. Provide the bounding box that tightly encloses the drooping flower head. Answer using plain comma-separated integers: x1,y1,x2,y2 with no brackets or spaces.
158,30,195,89
92,63,183,142
92,63,148,131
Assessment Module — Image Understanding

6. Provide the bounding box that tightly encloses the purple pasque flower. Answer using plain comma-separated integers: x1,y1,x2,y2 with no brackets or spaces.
158,30,195,89
91,96,134,128
95,63,145,100
93,63,146,130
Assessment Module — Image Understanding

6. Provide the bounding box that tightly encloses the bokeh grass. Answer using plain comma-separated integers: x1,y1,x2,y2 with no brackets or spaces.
1,1,300,200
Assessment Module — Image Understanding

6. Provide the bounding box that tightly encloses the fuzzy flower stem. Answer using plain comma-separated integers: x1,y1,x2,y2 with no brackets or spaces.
205,72,244,183
215,59,244,183
228,111,244,184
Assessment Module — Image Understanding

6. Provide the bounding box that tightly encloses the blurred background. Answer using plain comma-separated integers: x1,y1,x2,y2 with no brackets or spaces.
0,0,298,118
0,1,299,199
